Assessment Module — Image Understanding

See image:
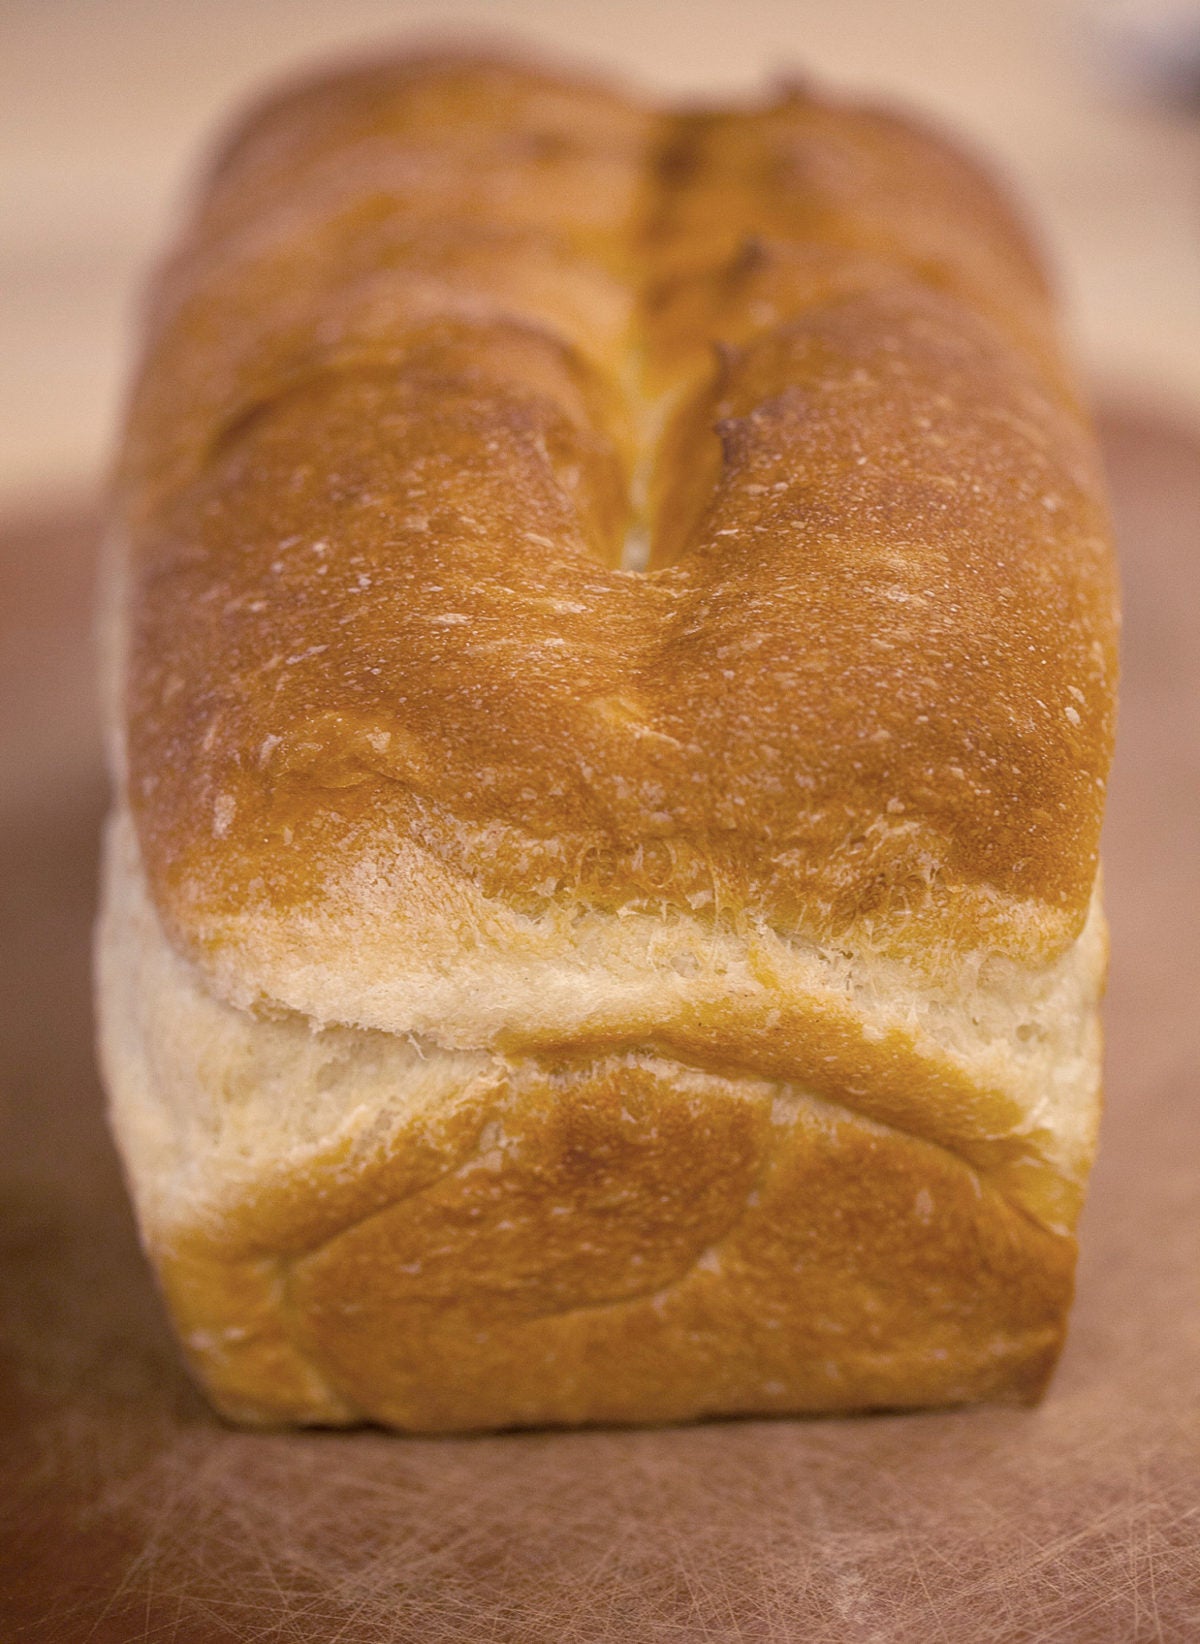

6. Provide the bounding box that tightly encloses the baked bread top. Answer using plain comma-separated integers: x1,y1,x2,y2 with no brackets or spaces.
108,51,1118,1237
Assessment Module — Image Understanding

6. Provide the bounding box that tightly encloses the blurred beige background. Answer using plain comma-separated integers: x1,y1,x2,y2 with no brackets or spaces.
2,0,1199,511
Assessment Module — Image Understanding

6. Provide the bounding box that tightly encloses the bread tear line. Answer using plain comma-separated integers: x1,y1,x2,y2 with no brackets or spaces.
100,808,1102,1248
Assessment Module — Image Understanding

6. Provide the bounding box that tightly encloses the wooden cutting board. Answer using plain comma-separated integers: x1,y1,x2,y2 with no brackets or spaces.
1,407,1197,1641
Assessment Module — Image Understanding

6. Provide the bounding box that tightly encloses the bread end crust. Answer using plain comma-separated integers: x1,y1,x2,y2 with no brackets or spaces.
98,818,1077,1431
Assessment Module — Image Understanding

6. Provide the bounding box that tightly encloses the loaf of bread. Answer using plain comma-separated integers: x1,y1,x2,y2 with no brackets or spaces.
96,49,1118,1429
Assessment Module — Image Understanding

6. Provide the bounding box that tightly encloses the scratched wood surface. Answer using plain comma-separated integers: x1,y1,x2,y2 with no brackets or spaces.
1,408,1198,1639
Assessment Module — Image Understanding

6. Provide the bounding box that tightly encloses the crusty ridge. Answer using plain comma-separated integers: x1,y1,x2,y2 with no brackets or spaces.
116,51,1118,986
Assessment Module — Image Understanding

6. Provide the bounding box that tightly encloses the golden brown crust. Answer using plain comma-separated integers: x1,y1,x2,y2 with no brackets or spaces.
100,48,1119,1428
119,53,1117,974
166,1064,1075,1431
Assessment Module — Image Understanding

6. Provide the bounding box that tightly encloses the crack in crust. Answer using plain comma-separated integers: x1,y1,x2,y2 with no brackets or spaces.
99,806,1105,1248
